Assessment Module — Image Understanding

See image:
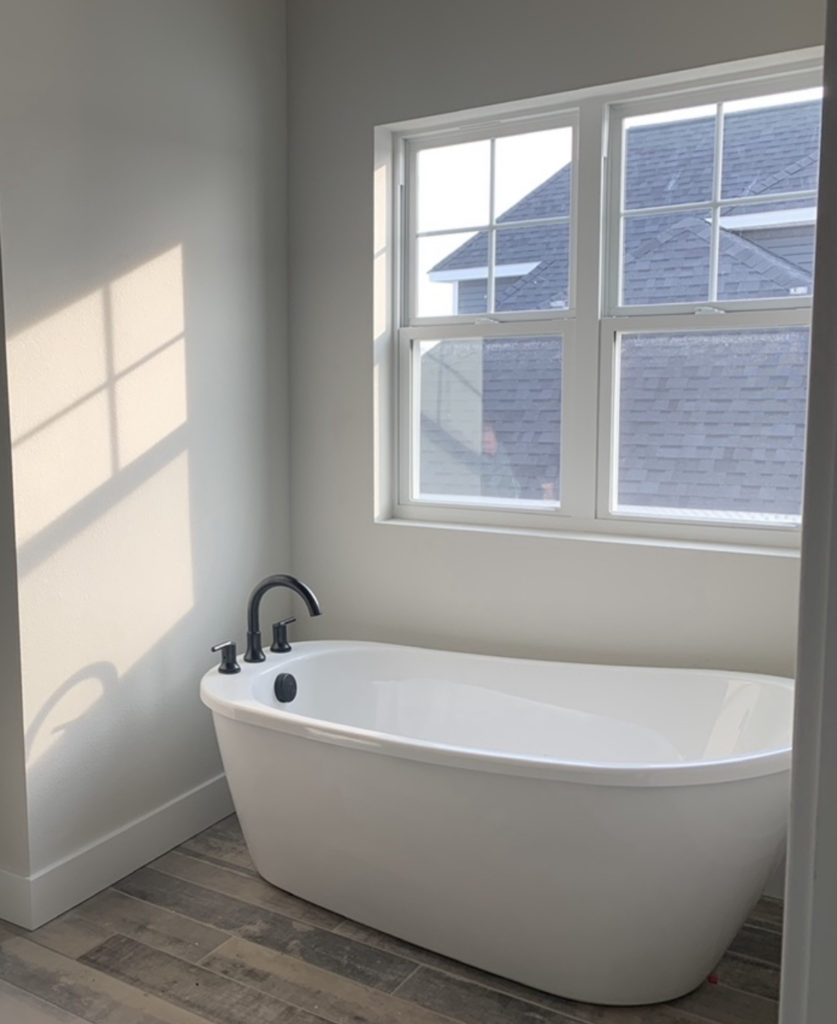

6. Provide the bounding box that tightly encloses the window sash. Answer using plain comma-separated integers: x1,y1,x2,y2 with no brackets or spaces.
596,310,812,536
604,67,822,316
397,320,593,520
403,111,579,325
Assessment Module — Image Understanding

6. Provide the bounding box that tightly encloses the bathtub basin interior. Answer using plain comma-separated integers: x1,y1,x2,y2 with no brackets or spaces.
203,640,793,782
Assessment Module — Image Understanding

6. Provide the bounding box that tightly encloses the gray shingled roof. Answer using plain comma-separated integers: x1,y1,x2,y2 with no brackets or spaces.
420,330,808,515
624,214,811,304
433,100,820,305
616,329,808,515
419,100,820,516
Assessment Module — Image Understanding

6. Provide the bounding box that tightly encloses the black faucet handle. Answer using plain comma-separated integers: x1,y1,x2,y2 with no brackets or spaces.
211,641,241,674
270,617,296,653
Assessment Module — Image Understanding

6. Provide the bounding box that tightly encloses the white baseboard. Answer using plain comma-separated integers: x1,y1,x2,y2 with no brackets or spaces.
0,773,233,930
0,865,32,928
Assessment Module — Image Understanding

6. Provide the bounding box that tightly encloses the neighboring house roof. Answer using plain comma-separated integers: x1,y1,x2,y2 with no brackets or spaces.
432,101,821,308
420,101,820,516
624,214,812,304
616,329,808,515
421,331,808,514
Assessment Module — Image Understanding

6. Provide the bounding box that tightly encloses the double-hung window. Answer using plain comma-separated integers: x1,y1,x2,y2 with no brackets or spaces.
385,54,822,545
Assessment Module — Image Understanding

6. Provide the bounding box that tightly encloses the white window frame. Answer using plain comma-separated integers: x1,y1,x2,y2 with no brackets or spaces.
379,49,822,549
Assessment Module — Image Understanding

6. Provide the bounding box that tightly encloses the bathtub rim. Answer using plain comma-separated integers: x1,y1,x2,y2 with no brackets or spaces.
201,640,793,788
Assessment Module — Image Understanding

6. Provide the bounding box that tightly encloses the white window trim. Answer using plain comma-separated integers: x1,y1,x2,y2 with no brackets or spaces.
376,47,823,550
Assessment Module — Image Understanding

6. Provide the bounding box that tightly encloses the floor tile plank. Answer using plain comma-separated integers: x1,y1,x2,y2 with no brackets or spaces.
81,934,328,1024
149,850,342,930
0,978,92,1024
0,917,24,942
671,980,778,1024
334,918,471,973
0,935,217,1024
334,919,704,1023
201,935,466,1024
114,867,416,993
394,965,610,1024
712,952,780,1001
24,912,114,960
726,925,782,967
745,899,784,935
71,888,228,964
177,817,257,877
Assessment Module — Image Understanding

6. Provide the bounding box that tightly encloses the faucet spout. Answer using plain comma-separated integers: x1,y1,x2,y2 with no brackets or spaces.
244,574,321,662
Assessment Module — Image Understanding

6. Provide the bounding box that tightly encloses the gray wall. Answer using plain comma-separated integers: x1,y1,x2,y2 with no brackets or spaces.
287,0,825,676
0,0,289,921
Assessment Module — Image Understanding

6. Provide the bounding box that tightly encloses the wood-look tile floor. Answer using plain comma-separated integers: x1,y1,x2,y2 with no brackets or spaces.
0,815,783,1024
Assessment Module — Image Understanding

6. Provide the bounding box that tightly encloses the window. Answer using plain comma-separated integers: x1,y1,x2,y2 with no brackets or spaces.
383,54,822,545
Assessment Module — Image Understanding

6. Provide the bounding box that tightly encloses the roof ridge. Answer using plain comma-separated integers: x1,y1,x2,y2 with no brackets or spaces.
494,254,564,306
621,214,810,294
624,214,711,265
747,150,820,197
718,228,812,286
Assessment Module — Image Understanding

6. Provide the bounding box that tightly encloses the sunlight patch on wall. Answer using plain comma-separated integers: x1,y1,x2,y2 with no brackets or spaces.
7,290,109,441
7,246,187,544
7,290,113,543
22,451,195,767
115,339,187,467
6,244,195,768
110,247,185,373
12,392,114,545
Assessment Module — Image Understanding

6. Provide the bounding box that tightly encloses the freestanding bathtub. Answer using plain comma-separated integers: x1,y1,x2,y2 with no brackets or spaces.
200,640,793,1005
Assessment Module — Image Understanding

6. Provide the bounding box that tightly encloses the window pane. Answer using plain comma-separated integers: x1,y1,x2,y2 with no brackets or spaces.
417,140,490,232
495,127,573,221
417,336,562,504
621,211,711,305
623,105,716,210
416,233,481,317
615,329,809,521
495,223,570,312
721,90,821,200
718,204,815,301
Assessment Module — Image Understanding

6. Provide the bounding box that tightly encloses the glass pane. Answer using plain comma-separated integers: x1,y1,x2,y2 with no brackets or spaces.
615,328,809,521
417,140,490,232
623,104,716,210
621,211,711,305
495,223,570,312
417,336,562,503
416,233,481,317
721,89,822,200
718,204,815,301
495,127,573,222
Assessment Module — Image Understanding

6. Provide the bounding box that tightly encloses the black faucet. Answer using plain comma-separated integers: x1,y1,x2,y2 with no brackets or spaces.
243,574,321,662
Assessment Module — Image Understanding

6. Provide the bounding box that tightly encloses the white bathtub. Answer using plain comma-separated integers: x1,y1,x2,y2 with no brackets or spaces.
200,640,793,1005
